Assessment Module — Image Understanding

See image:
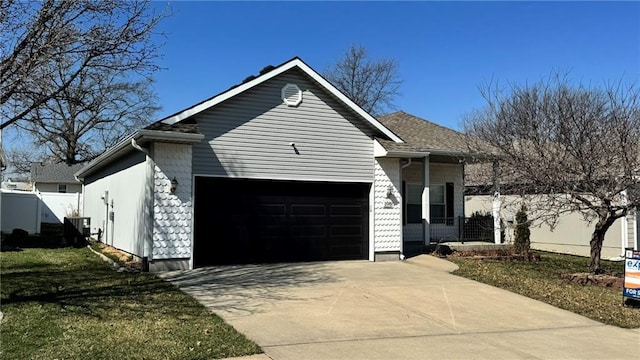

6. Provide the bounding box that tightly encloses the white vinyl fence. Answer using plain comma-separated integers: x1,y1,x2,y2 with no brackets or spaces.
0,189,82,234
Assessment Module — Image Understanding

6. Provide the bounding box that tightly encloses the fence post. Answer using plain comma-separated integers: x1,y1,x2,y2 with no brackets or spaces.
492,192,501,244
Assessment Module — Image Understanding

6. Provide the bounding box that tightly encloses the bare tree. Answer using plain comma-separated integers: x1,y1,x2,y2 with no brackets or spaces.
15,65,159,164
324,45,402,115
465,76,640,273
6,146,37,177
0,0,165,130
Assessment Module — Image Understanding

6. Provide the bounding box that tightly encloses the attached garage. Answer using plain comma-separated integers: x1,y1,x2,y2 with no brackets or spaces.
193,177,369,266
76,57,407,272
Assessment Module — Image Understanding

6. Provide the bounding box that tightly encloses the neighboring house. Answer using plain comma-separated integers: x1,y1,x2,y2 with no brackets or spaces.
1,164,85,233
31,162,83,193
1,179,32,191
465,164,639,259
75,57,489,271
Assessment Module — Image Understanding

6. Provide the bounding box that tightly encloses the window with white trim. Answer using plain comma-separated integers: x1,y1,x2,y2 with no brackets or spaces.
430,183,454,225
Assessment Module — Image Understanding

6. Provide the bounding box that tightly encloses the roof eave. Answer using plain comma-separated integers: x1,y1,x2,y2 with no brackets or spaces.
75,130,204,180
380,151,432,158
427,150,496,161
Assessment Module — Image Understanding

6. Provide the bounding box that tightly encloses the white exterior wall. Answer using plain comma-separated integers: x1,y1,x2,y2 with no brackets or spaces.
152,143,193,260
83,151,152,257
373,158,402,252
465,194,625,259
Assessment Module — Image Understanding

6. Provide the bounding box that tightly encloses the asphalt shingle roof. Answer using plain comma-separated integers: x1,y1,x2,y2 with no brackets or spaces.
31,163,84,183
144,118,200,133
376,111,474,154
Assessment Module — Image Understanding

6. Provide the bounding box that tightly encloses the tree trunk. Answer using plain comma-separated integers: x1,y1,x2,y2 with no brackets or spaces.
589,214,616,274
589,229,605,274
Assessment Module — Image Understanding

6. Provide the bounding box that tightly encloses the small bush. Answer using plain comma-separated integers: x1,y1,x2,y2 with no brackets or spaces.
514,205,531,255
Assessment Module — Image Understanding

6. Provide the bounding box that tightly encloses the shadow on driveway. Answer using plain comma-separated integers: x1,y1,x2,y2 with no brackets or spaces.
160,262,339,316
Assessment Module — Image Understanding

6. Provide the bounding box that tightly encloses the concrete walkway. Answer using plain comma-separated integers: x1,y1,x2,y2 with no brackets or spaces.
161,256,639,360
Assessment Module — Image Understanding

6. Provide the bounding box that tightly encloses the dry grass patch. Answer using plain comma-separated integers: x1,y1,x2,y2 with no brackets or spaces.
448,250,640,328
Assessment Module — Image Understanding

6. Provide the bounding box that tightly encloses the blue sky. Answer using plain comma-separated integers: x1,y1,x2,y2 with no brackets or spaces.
152,1,640,130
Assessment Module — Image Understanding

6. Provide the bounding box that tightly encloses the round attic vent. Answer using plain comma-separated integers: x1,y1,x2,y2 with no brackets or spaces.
281,83,302,107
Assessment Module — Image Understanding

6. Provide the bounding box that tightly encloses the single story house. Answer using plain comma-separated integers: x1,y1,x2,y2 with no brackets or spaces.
76,57,487,271
31,162,83,193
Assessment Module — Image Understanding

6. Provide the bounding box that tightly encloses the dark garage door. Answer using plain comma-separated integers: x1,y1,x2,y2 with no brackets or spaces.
194,177,369,266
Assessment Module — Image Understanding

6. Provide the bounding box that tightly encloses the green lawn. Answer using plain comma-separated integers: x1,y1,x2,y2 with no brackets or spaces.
449,251,640,328
0,245,261,360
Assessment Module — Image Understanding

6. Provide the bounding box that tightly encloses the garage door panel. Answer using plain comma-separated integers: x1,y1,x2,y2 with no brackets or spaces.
330,205,364,217
291,204,326,217
194,177,369,266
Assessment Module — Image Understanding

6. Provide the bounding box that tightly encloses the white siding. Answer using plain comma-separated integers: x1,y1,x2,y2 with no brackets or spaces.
83,151,152,257
373,158,402,252
193,69,376,182
465,194,624,259
152,143,193,260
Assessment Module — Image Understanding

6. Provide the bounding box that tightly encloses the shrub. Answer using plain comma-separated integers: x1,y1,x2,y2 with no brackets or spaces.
514,205,531,255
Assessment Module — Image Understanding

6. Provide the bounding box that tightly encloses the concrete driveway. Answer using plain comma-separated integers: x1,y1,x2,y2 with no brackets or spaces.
160,256,639,360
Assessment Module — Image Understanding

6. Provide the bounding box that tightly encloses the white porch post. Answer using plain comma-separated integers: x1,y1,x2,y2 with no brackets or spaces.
422,156,430,245
492,160,501,244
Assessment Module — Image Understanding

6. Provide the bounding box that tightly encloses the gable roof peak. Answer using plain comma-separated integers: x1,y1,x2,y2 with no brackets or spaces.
155,57,403,143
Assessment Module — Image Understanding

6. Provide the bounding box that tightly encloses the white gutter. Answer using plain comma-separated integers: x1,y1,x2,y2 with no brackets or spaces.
385,151,433,158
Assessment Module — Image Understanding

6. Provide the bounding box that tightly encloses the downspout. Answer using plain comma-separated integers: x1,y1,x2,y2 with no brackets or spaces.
131,138,151,271
401,158,412,170
131,138,149,155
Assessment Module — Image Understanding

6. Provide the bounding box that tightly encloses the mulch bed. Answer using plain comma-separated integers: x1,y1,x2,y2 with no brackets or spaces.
449,248,624,290
560,273,624,290
447,248,541,262
91,241,142,271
